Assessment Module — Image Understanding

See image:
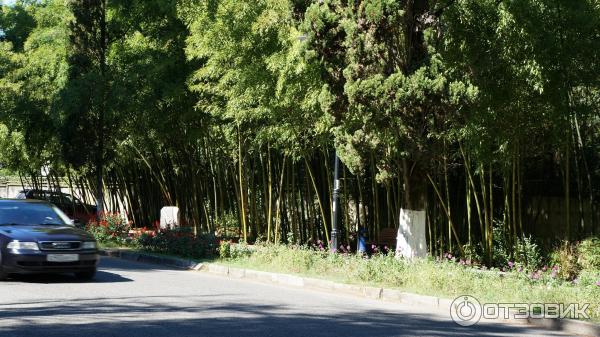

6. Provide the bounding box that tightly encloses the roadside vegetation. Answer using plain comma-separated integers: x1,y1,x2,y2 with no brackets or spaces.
89,217,600,322
1,0,600,264
218,242,600,322
89,213,218,259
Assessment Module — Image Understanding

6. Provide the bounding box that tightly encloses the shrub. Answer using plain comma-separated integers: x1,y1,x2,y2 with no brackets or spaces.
462,242,483,264
219,240,231,258
514,235,542,269
549,242,580,281
544,237,599,281
231,242,253,258
487,223,542,270
136,227,218,259
576,269,600,287
578,237,600,271
492,223,510,267
214,212,241,240
219,240,253,259
86,212,131,245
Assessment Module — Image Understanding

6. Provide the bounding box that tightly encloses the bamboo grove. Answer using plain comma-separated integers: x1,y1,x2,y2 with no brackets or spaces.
1,0,599,262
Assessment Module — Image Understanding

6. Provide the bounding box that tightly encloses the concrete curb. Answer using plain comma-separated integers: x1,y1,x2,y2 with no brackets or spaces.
101,248,204,270
101,249,600,337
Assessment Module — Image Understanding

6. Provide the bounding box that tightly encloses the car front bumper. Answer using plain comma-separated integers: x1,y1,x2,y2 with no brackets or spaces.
2,250,99,274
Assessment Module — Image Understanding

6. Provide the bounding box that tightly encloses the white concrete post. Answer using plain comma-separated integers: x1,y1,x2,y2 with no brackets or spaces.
396,208,427,259
160,206,180,230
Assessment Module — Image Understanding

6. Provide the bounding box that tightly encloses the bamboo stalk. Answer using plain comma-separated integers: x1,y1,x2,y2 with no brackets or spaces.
443,141,452,252
274,156,287,243
426,173,464,256
459,143,485,249
237,126,247,242
305,158,329,243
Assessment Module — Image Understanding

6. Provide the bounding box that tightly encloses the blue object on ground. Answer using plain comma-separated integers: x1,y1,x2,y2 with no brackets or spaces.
358,227,367,253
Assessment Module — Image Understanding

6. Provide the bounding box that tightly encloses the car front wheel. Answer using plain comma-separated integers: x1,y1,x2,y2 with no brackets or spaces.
74,268,96,281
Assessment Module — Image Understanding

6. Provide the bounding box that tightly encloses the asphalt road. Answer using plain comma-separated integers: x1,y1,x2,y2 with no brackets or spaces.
0,257,573,337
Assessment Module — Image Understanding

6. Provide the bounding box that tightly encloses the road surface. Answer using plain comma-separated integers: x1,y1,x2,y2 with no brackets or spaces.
0,257,573,337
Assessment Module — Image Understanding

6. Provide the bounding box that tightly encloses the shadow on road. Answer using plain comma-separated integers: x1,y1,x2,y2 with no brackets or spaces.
2,256,181,284
98,256,192,272
0,298,563,337
0,257,566,337
8,269,132,283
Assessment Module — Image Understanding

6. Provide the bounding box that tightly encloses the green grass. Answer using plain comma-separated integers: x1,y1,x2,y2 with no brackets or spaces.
220,244,600,322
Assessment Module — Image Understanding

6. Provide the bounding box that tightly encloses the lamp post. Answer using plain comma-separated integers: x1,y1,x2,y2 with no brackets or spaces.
297,32,341,252
331,152,341,252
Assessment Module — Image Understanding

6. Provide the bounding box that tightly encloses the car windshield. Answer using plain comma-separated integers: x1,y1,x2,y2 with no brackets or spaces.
0,203,71,226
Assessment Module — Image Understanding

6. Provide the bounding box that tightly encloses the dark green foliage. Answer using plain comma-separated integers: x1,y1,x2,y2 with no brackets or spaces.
0,2,36,51
514,236,542,269
219,241,253,259
137,228,218,259
0,0,599,265
60,0,108,168
577,237,600,271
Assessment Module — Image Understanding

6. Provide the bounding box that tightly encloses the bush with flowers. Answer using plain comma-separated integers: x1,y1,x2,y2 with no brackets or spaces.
136,227,218,259
86,212,132,245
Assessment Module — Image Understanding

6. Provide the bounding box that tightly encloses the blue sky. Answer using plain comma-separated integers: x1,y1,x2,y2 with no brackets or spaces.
2,0,17,5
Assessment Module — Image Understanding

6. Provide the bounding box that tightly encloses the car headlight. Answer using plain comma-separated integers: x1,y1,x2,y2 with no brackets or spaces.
81,241,97,249
7,241,39,250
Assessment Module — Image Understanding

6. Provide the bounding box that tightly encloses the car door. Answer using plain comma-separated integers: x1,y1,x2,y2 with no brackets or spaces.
49,191,73,218
64,193,92,224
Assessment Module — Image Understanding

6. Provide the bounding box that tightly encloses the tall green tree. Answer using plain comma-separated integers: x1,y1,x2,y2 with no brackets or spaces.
0,1,36,51
61,0,109,215
0,0,598,261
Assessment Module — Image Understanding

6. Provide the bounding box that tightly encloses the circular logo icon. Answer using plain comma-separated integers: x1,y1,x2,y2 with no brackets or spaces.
450,295,482,326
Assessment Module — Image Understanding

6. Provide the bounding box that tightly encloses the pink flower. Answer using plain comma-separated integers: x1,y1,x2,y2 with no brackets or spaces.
508,261,514,268
595,281,600,287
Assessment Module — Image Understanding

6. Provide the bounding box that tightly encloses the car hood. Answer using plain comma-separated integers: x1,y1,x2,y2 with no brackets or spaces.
0,225,94,242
